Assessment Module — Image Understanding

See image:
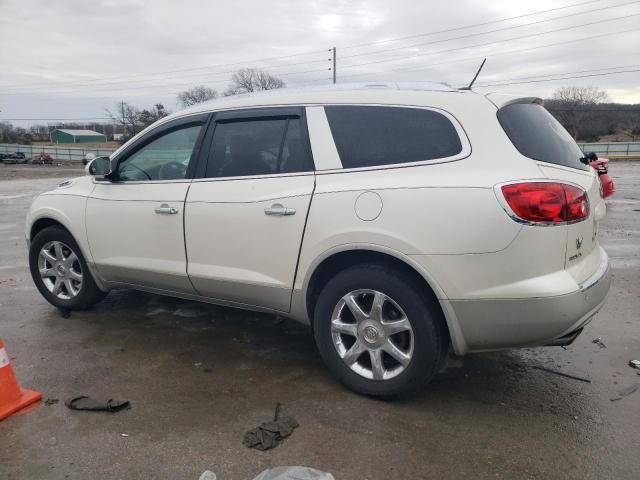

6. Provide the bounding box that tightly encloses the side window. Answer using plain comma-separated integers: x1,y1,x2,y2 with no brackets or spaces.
324,105,463,169
117,125,202,181
206,117,312,178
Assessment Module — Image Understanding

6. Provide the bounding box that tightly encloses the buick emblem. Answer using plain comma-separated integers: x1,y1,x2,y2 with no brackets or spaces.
576,236,583,250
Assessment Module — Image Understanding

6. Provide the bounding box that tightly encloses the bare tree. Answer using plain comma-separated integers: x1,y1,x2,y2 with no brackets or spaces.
177,85,218,107
223,68,286,96
551,86,609,105
105,102,141,140
548,86,609,140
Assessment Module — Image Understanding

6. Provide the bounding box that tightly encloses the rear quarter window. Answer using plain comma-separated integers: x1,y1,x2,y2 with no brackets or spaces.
324,105,463,169
497,103,587,170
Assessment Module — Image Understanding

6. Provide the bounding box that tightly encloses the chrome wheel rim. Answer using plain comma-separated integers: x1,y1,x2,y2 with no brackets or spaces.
331,289,414,380
38,241,83,300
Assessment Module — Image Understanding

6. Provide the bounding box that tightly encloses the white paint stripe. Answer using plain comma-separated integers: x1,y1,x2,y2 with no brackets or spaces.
0,347,9,368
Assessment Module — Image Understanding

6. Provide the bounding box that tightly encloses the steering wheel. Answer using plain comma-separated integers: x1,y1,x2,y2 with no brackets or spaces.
120,163,152,181
159,161,187,180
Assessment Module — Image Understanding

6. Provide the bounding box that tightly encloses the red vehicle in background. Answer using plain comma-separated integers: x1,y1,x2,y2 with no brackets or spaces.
583,152,615,198
32,152,53,165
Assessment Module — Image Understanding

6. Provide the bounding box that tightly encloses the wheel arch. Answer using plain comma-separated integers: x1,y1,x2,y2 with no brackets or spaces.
30,216,70,241
301,245,468,354
28,212,108,293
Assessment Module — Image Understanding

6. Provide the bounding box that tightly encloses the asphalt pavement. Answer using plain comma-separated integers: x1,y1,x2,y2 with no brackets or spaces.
0,162,638,480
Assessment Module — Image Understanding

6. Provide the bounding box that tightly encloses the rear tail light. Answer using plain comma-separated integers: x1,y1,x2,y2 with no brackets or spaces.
499,182,589,224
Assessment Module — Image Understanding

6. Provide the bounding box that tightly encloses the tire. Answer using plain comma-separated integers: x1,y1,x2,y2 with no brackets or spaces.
29,226,106,310
313,263,448,398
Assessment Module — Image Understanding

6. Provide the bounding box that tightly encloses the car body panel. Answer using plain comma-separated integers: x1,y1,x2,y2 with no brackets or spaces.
86,181,195,293
185,174,315,312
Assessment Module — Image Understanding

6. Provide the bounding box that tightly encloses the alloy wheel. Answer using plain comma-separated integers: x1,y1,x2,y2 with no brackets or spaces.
331,289,414,380
38,241,83,300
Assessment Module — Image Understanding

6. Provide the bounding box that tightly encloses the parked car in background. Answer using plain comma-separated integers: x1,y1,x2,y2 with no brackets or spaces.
25,84,611,397
588,155,615,198
2,152,28,164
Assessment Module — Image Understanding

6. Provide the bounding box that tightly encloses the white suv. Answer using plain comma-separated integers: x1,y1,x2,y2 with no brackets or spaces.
26,83,610,397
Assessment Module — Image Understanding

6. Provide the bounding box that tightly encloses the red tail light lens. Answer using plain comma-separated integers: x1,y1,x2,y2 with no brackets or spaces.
500,182,589,224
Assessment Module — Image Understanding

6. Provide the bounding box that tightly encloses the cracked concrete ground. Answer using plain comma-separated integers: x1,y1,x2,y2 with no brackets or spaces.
0,162,638,480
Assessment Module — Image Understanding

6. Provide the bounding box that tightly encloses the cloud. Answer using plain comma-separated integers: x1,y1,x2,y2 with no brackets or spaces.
0,0,639,125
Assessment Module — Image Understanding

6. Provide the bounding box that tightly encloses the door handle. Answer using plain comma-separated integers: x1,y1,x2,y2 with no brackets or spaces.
264,204,296,216
155,203,179,215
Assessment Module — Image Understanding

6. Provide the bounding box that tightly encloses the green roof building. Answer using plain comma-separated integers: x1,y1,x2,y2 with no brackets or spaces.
50,129,107,144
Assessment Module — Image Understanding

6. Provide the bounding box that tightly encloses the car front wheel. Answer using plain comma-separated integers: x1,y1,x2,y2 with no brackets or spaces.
313,263,448,398
29,226,106,310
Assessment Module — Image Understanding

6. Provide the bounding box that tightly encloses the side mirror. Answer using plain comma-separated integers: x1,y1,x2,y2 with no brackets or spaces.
85,156,112,176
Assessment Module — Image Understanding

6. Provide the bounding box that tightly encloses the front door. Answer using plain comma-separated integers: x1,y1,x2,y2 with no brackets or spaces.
86,115,208,293
185,108,315,312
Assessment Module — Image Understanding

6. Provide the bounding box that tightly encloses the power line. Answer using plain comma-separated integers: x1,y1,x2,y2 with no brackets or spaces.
0,61,330,95
0,66,330,97
338,11,640,70
338,0,599,50
302,26,639,83
476,63,640,84
0,49,329,92
477,68,640,87
338,0,640,61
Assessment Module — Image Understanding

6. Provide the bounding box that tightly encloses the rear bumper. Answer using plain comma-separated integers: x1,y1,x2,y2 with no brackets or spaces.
447,247,611,353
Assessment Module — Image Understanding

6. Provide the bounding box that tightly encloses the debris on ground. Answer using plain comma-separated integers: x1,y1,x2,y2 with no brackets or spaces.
592,338,607,348
252,467,334,480
244,402,299,451
532,365,591,383
198,471,217,480
65,395,131,413
120,433,129,437
610,383,640,402
629,359,640,369
44,398,59,406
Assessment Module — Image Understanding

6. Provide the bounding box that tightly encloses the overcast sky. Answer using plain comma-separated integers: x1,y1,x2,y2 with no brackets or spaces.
1,0,639,126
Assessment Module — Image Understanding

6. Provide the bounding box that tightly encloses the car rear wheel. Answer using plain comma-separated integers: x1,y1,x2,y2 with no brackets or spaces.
29,226,106,310
313,263,448,398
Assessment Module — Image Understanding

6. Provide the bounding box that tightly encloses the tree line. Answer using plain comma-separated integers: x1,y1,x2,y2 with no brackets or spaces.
1,72,638,145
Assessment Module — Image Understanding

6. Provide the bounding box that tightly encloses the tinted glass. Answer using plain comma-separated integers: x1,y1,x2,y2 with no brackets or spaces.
118,125,202,181
497,103,587,170
207,118,312,177
324,105,463,169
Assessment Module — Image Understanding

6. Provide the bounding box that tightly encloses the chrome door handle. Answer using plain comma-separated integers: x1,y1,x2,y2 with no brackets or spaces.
155,204,179,215
264,204,296,216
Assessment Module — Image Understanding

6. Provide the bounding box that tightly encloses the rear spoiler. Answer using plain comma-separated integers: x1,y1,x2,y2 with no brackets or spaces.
485,93,543,109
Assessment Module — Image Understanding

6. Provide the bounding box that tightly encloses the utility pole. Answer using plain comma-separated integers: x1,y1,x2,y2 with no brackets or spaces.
328,47,337,84
120,101,126,138
332,47,336,84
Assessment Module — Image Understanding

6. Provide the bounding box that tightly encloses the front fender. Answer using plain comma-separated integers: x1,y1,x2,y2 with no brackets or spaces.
26,192,108,292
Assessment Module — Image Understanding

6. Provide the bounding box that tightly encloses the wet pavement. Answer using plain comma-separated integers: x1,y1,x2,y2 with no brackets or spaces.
0,163,639,480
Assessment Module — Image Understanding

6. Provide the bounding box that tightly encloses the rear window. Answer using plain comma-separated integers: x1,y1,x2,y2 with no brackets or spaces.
497,103,587,170
324,105,463,169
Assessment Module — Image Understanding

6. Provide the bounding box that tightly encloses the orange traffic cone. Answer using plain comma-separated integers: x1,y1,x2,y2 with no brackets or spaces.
0,338,41,421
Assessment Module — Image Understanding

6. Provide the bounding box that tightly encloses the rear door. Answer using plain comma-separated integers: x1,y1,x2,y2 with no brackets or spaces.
185,107,315,312
496,100,604,281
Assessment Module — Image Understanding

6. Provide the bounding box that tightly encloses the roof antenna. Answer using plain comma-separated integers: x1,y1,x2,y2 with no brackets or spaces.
459,58,487,90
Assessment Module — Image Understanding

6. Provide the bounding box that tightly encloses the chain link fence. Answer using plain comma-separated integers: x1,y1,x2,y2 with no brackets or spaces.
577,142,640,159
0,144,115,162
